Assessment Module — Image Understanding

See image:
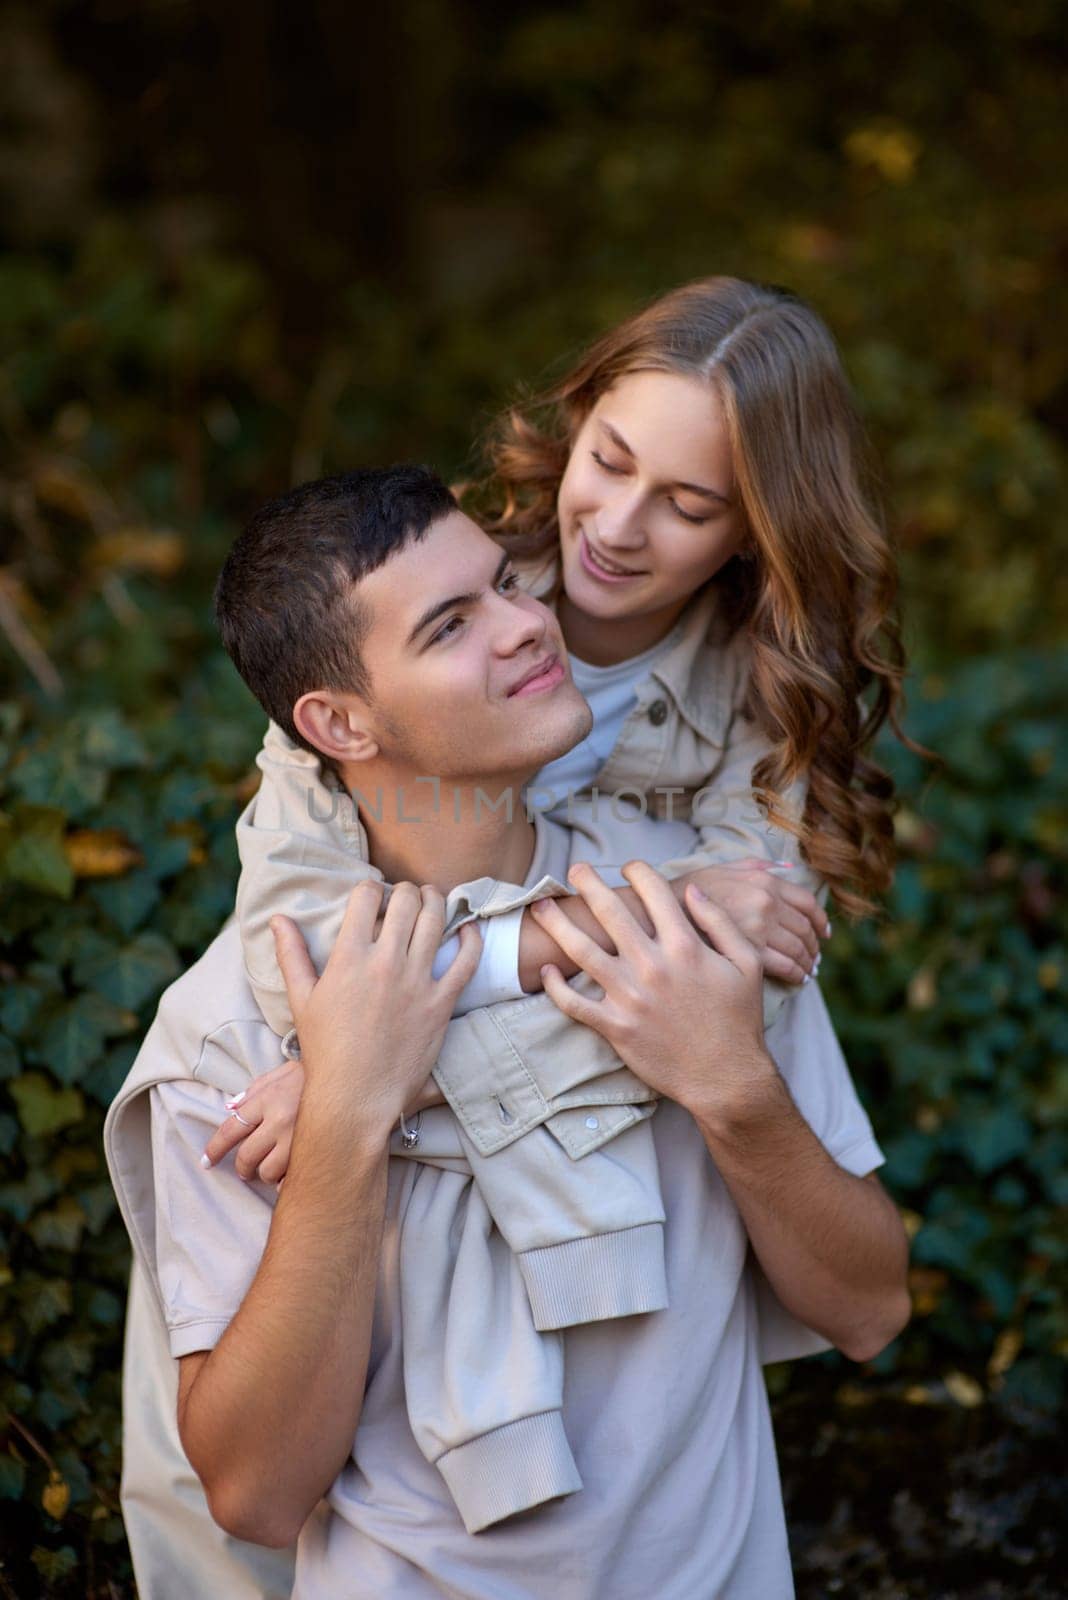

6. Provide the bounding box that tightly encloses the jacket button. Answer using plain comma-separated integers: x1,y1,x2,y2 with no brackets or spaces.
585,1115,600,1130
647,699,668,726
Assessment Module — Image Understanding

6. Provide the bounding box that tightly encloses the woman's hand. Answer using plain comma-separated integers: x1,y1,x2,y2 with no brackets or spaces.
201,1055,449,1185
677,858,829,985
201,1058,306,1184
530,861,778,1121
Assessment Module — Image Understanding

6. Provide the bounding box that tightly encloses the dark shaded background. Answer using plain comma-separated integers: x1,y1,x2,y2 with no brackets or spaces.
0,2,1065,1594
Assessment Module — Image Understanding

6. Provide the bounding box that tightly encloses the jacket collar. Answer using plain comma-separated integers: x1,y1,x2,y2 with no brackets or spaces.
647,583,738,749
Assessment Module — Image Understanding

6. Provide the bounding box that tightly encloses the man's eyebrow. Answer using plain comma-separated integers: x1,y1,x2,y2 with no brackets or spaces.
599,419,733,506
405,551,512,646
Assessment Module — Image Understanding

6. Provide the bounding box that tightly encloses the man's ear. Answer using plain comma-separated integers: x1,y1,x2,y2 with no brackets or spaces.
292,691,379,765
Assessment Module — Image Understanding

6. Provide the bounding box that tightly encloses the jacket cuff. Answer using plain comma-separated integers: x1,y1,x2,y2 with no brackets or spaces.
434,1410,582,1534
518,1222,668,1331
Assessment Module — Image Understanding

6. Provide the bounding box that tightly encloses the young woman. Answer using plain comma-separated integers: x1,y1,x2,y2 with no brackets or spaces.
212,273,909,1177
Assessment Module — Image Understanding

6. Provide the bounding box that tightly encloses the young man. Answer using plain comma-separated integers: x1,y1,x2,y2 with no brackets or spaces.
105,467,909,1599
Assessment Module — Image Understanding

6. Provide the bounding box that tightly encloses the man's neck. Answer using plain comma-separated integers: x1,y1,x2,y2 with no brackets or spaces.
339,764,538,894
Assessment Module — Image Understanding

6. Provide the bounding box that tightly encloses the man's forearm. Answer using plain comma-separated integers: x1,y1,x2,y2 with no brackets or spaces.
692,1064,910,1362
179,1094,391,1546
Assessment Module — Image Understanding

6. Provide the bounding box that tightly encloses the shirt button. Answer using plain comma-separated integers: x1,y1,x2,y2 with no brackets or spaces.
647,699,668,726
585,1115,600,1130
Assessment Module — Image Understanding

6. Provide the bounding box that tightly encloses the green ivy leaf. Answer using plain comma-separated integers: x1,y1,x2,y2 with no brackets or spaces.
10,745,108,816
0,1453,26,1500
36,994,136,1084
955,1106,1032,1175
0,806,73,899
30,1544,78,1583
26,1198,87,1254
8,1075,85,1138
78,708,149,769
89,869,162,934
19,1275,73,1334
75,930,179,1010
0,1036,19,1079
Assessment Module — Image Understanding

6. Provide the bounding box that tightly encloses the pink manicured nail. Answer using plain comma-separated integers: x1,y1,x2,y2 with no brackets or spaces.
688,883,708,900
199,1154,211,1169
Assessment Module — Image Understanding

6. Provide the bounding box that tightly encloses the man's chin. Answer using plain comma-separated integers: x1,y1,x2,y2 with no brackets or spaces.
536,701,594,767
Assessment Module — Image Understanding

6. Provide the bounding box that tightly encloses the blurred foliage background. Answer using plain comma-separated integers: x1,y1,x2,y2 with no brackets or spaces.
0,1,1065,1594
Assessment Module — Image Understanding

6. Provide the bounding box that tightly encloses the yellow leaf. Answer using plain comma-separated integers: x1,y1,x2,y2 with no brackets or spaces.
835,1382,874,1408
900,1209,924,1241
908,968,937,1010
944,1371,984,1408
64,829,143,879
42,1471,69,1520
988,1328,1023,1381
32,463,109,526
91,529,186,577
844,123,922,183
907,1266,946,1316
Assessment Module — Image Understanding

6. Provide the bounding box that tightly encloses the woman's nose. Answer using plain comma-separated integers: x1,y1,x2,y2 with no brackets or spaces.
595,486,646,550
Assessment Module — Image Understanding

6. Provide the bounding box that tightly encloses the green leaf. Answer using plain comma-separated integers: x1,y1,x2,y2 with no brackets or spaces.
79,708,149,769
26,1198,87,1254
955,1106,1032,1175
36,994,136,1083
0,1036,19,1080
0,806,73,899
89,868,162,934
0,1453,26,1500
75,930,179,1010
19,1274,73,1334
31,1545,78,1583
8,1074,85,1138
10,745,108,816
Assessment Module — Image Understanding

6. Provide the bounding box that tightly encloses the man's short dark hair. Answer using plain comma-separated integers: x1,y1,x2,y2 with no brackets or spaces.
214,466,457,753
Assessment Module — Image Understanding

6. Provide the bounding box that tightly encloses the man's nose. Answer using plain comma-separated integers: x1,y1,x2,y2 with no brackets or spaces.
493,593,548,655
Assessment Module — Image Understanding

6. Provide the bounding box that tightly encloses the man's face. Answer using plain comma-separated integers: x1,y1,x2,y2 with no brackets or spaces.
350,510,593,783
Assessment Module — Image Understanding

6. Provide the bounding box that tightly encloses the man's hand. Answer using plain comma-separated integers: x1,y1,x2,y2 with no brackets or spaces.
270,880,481,1147
530,861,778,1120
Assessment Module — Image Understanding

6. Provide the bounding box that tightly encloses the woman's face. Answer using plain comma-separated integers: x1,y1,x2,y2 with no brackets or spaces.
556,369,747,636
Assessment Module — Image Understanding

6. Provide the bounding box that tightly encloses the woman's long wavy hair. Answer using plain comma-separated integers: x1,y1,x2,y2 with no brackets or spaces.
475,276,919,919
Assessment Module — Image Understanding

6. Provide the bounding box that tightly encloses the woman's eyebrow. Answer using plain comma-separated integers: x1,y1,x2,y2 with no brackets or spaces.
598,419,732,505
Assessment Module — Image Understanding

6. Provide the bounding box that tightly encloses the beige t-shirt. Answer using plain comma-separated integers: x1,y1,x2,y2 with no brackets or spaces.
150,809,884,1599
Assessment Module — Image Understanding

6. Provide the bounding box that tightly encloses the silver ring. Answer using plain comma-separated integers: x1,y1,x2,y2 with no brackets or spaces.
231,1109,252,1127
398,1110,422,1149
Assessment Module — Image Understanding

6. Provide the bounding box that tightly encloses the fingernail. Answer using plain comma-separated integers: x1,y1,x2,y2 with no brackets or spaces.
688,883,707,900
199,1154,211,1169
825,921,833,936
531,898,550,912
802,973,811,984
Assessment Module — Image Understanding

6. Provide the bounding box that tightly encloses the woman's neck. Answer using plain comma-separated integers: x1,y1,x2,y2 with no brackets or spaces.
556,591,690,666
